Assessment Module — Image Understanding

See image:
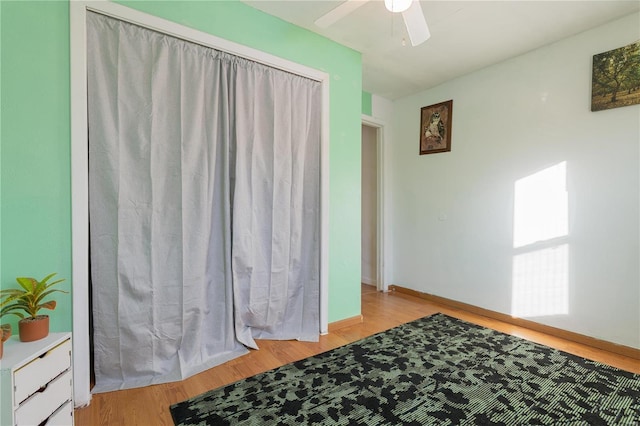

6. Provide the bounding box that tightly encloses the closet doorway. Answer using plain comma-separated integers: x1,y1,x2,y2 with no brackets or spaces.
70,0,330,406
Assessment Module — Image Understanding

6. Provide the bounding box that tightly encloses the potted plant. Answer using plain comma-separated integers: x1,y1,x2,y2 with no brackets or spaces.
0,273,68,342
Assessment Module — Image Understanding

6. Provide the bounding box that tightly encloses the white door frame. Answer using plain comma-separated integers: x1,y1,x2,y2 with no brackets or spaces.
361,114,386,292
70,1,330,406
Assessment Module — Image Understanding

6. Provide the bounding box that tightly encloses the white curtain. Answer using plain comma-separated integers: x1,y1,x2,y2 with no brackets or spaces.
87,12,321,392
232,64,321,349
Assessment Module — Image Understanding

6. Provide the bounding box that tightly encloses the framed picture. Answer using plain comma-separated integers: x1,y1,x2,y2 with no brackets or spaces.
591,41,640,112
420,100,452,155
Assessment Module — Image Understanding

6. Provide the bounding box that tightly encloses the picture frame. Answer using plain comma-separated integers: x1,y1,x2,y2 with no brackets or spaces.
420,100,453,155
591,41,640,112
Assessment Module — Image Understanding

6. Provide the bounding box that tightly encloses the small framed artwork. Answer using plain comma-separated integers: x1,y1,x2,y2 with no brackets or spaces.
591,41,640,112
420,100,452,155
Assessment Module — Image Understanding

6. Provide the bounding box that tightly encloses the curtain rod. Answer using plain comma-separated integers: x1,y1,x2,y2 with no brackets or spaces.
85,5,325,83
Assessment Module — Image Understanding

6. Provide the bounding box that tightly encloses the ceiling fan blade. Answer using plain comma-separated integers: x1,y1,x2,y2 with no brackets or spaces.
402,0,430,46
315,0,371,29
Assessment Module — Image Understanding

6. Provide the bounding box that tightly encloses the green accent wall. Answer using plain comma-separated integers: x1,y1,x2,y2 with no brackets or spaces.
0,1,3,295
1,0,362,331
1,1,72,333
362,91,372,116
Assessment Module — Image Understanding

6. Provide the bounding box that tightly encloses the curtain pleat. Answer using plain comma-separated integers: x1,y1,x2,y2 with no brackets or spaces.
87,11,320,392
232,68,321,349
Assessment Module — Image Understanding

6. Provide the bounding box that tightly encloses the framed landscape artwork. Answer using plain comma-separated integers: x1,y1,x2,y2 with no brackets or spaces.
591,41,640,112
420,100,452,155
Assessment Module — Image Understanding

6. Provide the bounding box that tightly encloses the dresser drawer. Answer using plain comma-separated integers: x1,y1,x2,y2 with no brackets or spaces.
14,369,72,426
44,400,74,426
14,339,71,404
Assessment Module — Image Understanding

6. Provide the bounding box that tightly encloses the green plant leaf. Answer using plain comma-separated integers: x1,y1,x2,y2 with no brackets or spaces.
0,290,24,307
45,279,65,289
34,289,68,307
2,273,66,319
40,272,57,283
15,277,35,292
0,304,26,319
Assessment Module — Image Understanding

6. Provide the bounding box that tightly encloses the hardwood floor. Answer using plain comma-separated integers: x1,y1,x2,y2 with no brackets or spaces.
74,284,640,425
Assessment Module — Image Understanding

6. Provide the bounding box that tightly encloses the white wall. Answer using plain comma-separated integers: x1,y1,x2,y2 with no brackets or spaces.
361,125,378,285
389,12,640,348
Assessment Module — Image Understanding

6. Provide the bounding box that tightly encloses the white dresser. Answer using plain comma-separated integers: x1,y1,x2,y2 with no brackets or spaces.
0,332,74,426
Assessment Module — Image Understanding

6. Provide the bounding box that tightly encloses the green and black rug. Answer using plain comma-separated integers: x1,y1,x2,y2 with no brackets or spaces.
170,313,640,425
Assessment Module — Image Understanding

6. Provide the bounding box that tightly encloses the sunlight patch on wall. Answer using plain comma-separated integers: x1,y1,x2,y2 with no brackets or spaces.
512,245,568,317
512,162,569,318
513,162,568,248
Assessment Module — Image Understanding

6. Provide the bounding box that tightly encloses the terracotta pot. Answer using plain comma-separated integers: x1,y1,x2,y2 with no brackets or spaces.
19,315,49,342
0,325,12,359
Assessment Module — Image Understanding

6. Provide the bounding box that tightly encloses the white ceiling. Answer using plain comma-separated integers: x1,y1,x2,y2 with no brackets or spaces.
242,0,640,100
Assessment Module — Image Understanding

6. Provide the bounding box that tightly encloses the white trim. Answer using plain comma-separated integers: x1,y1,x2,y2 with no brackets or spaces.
320,77,331,335
361,114,386,292
70,0,330,403
69,1,91,408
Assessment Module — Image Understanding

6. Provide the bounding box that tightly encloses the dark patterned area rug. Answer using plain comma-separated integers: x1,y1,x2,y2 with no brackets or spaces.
170,313,640,425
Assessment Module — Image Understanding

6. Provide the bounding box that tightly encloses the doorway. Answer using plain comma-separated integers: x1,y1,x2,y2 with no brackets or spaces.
361,116,385,294
361,124,378,293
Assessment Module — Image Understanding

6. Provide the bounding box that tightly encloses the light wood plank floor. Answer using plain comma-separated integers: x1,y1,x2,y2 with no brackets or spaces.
75,284,639,425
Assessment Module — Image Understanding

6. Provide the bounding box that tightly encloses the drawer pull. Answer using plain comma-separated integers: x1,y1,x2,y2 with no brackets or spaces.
30,369,69,399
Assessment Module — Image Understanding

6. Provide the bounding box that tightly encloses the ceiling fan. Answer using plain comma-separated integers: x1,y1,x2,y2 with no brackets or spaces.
314,0,430,47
